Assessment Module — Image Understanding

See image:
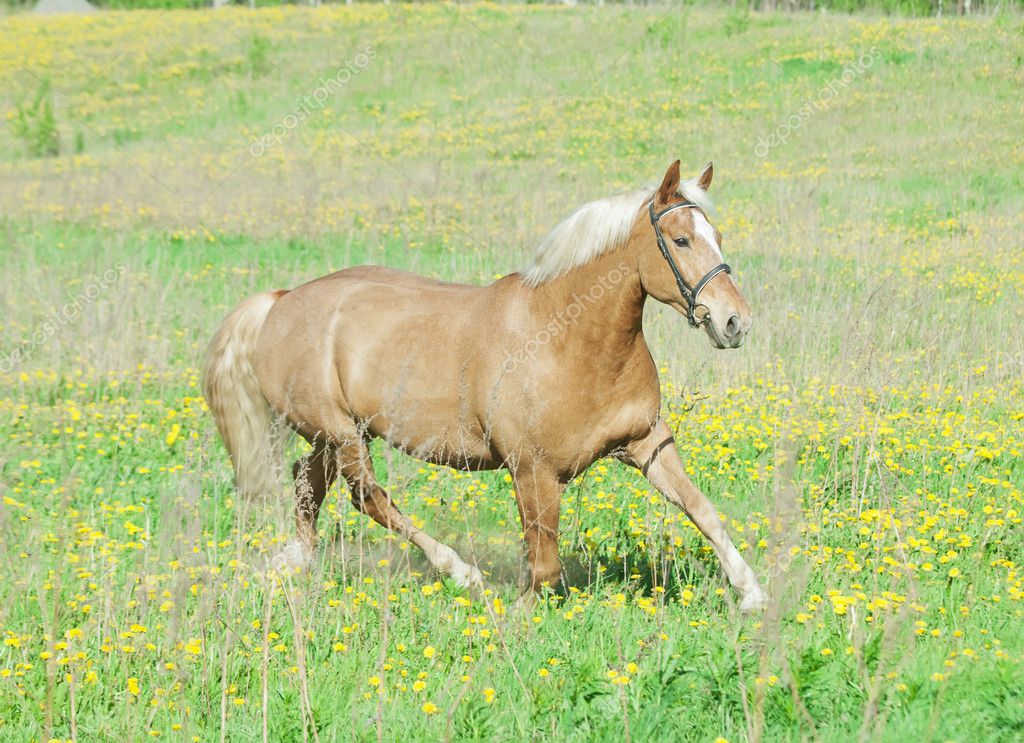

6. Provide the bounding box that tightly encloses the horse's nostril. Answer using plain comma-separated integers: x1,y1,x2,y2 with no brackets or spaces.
726,315,741,338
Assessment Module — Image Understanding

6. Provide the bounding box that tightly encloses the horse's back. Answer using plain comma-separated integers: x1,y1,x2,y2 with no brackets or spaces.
253,265,500,457
302,265,479,295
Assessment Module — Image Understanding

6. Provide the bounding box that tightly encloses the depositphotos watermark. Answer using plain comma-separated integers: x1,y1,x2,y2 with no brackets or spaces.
249,44,377,157
754,47,881,158
501,262,630,374
0,263,127,374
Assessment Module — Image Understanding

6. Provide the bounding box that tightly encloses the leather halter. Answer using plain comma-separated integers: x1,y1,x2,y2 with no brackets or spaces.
649,200,732,328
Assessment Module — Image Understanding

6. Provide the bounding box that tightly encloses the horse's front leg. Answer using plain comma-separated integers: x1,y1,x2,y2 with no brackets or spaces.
511,465,566,608
621,420,767,612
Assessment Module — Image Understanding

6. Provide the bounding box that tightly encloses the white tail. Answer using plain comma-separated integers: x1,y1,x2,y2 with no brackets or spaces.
203,290,286,500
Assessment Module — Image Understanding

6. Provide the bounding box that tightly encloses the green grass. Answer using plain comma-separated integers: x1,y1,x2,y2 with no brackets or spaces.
1,5,1022,742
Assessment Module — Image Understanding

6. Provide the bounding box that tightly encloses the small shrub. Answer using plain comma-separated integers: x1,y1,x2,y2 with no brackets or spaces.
724,7,751,36
12,80,60,158
248,34,271,77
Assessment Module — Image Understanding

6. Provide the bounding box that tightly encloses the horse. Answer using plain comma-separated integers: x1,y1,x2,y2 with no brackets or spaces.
203,160,768,612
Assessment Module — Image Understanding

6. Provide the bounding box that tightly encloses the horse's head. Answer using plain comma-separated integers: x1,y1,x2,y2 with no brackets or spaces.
638,160,752,349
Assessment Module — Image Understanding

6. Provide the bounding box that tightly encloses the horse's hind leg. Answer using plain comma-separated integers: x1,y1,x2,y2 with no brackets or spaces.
339,440,483,590
294,439,338,546
274,439,338,572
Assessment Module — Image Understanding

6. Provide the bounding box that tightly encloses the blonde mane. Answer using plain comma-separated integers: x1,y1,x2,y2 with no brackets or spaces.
522,177,713,286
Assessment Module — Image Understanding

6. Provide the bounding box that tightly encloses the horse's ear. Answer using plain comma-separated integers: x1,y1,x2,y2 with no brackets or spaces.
697,162,714,191
657,160,681,203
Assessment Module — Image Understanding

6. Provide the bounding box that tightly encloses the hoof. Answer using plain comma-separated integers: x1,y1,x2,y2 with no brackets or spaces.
511,592,535,614
451,562,485,591
738,590,768,614
271,540,313,573
434,545,484,592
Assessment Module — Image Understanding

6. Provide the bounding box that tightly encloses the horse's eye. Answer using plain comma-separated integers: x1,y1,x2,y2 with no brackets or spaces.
673,236,689,248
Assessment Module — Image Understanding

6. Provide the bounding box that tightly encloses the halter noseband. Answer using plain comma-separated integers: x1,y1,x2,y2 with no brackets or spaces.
649,200,732,328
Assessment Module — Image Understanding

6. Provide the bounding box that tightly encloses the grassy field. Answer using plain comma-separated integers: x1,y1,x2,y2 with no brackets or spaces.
1,4,1023,741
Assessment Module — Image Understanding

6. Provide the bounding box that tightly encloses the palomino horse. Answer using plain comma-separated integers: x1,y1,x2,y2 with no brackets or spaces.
203,161,768,612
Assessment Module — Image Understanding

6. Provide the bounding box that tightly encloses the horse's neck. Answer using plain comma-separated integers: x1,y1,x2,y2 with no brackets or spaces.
529,243,647,356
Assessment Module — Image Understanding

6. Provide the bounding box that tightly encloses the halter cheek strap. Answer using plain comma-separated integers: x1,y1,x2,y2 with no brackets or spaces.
649,200,732,329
